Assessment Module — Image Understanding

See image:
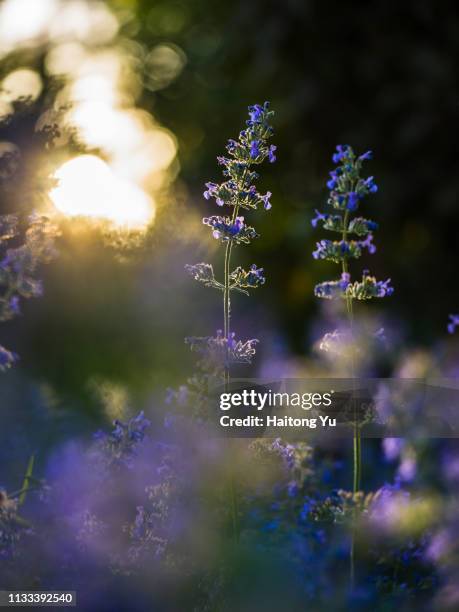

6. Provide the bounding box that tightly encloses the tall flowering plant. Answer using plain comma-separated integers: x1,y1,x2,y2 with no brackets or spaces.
185,103,275,540
186,102,276,387
312,145,393,493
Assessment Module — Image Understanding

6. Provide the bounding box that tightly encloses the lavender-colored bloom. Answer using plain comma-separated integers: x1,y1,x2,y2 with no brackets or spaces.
186,330,259,365
268,144,277,163
364,176,378,193
93,411,151,468
448,314,459,334
0,488,29,559
360,233,376,254
203,215,257,243
347,191,360,211
339,272,351,289
327,170,339,190
9,296,20,315
0,346,18,371
311,209,327,228
250,140,261,159
245,264,266,287
382,437,405,462
397,456,417,482
368,482,411,530
332,144,351,164
374,278,394,297
426,530,450,562
262,191,272,210
0,214,59,368
203,182,224,205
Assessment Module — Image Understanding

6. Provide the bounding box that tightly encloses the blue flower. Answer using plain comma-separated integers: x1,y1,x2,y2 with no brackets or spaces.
0,346,18,372
203,182,219,202
250,140,261,159
360,233,376,254
311,209,328,228
364,176,378,193
246,264,265,286
262,191,272,210
268,144,277,163
332,144,351,164
448,314,459,334
366,220,378,231
347,191,360,211
247,101,269,125
339,272,351,289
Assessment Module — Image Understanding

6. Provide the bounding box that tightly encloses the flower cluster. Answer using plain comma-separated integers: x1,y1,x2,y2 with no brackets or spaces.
93,411,151,469
185,330,258,367
448,314,459,334
312,234,375,262
0,489,30,559
312,210,378,236
229,264,265,291
0,213,59,371
202,102,275,216
312,145,393,302
315,270,393,300
202,215,257,244
185,263,266,296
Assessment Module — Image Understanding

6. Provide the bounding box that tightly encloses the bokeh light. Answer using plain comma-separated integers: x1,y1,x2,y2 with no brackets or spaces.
49,155,154,228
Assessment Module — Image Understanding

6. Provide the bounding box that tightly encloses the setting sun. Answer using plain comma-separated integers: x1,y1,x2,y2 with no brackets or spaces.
49,155,154,228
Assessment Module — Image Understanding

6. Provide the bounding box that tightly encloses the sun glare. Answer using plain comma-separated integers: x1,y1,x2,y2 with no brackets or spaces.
49,155,154,228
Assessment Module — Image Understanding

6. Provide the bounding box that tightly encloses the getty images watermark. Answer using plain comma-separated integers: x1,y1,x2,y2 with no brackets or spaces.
211,379,459,438
219,388,337,429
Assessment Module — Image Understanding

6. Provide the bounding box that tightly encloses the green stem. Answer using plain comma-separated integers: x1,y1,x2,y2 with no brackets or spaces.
223,198,242,542
342,210,361,589
18,454,35,507
341,211,361,494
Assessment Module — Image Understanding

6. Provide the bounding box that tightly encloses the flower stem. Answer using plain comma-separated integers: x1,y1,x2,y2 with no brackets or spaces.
223,202,241,542
342,210,361,588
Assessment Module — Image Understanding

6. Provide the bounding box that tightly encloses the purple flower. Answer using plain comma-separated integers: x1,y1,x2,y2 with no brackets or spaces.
246,264,265,286
347,191,360,211
332,144,351,164
268,144,277,163
250,140,261,159
366,220,378,231
397,456,417,482
448,314,459,334
248,103,264,123
368,482,410,530
203,182,219,201
9,296,20,315
327,169,341,190
358,150,373,161
360,233,376,254
311,209,327,228
382,437,405,462
0,346,18,372
375,278,393,297
339,272,350,290
364,176,378,193
203,215,257,243
262,191,272,210
226,139,238,154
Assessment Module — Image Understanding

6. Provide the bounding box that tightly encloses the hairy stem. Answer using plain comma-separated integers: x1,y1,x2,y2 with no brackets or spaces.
342,209,361,588
223,199,242,542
